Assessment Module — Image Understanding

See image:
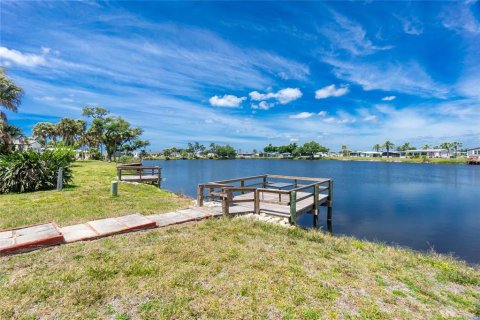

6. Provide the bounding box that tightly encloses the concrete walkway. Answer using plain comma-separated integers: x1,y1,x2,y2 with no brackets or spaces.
0,206,222,255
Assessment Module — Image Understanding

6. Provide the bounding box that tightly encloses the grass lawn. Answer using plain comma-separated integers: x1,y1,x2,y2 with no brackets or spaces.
0,160,478,319
0,218,479,319
0,160,192,229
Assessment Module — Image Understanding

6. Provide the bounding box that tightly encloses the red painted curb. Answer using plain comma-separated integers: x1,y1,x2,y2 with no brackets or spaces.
0,222,64,256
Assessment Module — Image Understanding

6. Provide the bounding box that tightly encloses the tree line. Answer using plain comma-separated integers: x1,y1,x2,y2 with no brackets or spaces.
162,142,236,159
32,106,149,161
263,141,329,159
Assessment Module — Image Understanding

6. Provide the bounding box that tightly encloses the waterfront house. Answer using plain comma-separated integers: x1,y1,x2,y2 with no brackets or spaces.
279,152,292,159
238,152,255,158
467,147,480,158
381,150,403,157
405,149,449,158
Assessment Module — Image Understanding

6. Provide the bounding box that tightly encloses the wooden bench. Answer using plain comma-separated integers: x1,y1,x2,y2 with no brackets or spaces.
117,165,162,187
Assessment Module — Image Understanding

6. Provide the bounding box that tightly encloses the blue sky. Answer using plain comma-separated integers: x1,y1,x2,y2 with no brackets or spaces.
1,1,479,151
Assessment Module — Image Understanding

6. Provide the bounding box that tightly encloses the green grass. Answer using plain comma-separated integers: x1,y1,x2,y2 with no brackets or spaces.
0,160,478,318
0,160,191,229
0,218,478,319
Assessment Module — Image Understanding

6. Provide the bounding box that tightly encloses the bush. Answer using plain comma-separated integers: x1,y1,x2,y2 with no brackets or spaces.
88,148,103,160
0,148,75,193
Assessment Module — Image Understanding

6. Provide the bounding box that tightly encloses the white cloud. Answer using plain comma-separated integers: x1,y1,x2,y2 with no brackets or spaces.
441,3,480,34
318,111,327,116
0,46,46,67
324,57,449,98
251,101,276,110
363,115,377,122
249,87,302,104
320,10,393,56
290,138,298,142
289,112,314,119
382,96,396,101
209,94,246,108
315,84,349,99
396,15,423,35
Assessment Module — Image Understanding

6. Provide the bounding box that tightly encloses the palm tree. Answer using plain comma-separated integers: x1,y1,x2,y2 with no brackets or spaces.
439,142,453,157
383,141,394,158
0,122,23,153
56,118,86,146
0,68,23,122
373,144,382,152
32,122,57,147
341,145,350,157
422,144,430,150
451,141,462,158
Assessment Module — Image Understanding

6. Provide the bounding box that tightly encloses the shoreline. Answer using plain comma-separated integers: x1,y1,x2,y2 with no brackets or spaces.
141,156,468,165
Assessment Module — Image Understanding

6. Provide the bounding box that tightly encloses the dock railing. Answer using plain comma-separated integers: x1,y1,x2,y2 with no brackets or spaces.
197,174,332,224
117,165,162,187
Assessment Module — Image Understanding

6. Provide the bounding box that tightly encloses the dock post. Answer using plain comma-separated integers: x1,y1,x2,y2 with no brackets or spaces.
254,189,260,215
56,167,63,191
327,180,333,222
262,176,267,188
209,188,214,201
222,189,231,215
328,180,333,206
240,180,245,195
197,185,204,207
289,191,297,225
111,181,118,196
327,207,332,222
313,184,319,216
157,168,161,188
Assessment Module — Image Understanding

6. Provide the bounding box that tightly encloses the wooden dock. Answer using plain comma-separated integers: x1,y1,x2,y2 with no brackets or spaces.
467,157,480,165
197,174,333,225
117,164,162,187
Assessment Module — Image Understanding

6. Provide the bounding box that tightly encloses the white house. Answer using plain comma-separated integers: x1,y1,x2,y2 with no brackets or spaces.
467,147,480,158
12,138,42,152
405,149,449,158
238,152,255,158
279,152,292,159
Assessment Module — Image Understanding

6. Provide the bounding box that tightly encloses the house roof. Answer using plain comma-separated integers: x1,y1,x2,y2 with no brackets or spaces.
466,147,480,151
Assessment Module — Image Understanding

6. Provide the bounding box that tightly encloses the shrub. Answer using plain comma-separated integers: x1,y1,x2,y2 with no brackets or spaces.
88,148,103,160
0,148,75,193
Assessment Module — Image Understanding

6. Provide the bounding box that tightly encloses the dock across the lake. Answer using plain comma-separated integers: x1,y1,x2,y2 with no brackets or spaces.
467,157,480,165
117,164,162,187
197,174,333,225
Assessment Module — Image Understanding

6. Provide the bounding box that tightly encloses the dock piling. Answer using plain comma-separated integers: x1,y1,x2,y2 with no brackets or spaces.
289,191,297,225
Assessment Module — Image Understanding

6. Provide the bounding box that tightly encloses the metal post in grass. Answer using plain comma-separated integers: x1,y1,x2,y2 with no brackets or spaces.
56,167,63,191
111,181,118,196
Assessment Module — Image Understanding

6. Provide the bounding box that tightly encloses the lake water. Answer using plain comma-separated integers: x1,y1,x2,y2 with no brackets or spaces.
144,159,480,264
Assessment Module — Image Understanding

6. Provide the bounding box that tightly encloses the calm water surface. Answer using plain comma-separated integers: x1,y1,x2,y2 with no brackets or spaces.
145,159,480,264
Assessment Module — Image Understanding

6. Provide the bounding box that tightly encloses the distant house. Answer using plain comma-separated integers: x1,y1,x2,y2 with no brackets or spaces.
381,151,403,158
467,147,480,158
350,151,382,157
405,149,449,158
238,152,255,158
12,138,42,152
279,152,292,159
266,152,279,158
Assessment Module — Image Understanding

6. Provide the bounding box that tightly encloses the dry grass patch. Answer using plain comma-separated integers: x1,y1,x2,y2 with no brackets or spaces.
1,218,478,319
